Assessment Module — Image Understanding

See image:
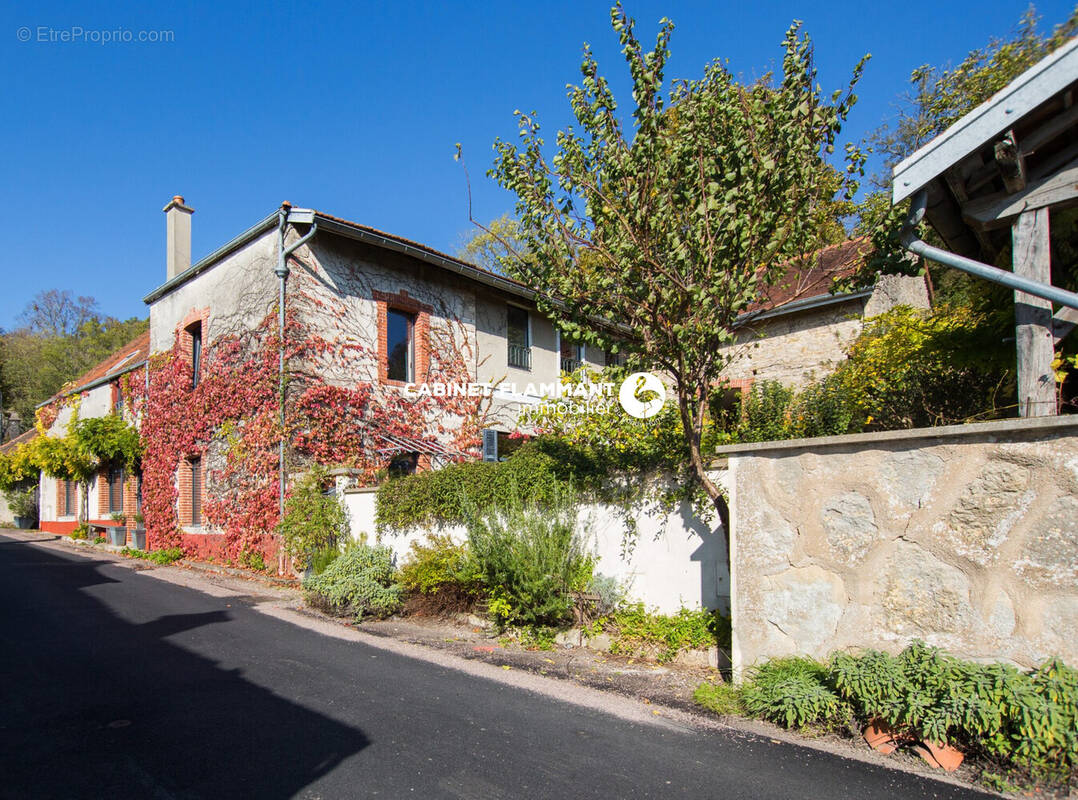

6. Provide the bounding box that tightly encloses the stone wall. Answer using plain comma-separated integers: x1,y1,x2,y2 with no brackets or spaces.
723,275,930,389
720,416,1078,673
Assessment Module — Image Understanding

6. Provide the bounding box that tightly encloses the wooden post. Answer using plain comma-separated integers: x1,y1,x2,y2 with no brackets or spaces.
1012,207,1056,417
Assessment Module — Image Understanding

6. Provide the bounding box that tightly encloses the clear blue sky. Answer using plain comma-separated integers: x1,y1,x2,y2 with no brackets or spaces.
2,0,1074,328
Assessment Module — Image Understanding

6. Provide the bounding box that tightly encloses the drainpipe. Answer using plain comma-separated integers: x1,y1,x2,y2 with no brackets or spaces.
901,189,1078,310
274,203,319,518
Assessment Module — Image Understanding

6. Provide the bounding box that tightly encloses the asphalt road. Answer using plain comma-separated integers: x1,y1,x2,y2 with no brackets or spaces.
0,534,991,800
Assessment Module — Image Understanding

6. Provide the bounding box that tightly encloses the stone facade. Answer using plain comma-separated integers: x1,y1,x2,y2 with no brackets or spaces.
720,416,1078,672
723,274,930,389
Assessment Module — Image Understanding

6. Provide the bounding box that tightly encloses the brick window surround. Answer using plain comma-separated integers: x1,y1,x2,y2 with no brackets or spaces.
176,456,205,527
374,290,431,385
177,308,210,388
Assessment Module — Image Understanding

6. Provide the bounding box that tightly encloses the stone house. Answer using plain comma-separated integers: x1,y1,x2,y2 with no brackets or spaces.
721,237,930,393
36,331,150,538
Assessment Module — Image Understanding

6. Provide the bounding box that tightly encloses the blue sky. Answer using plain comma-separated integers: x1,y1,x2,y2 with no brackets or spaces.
2,0,1074,327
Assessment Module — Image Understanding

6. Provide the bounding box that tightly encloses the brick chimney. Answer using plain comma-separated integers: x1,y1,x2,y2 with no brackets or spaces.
163,195,194,280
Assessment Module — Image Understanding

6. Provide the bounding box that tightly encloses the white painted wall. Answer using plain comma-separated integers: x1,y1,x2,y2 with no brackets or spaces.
344,469,730,614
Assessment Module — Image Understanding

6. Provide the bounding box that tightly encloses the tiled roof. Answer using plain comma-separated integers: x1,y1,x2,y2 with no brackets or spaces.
0,428,37,454
62,329,151,397
749,237,872,313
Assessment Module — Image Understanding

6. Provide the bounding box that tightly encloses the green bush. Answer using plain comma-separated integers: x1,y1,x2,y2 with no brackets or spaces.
376,443,568,530
694,681,744,716
120,546,185,565
466,484,592,628
830,642,1078,781
306,547,342,577
741,656,848,730
303,542,402,621
603,604,730,663
4,484,38,520
737,381,795,442
397,534,481,596
277,468,349,571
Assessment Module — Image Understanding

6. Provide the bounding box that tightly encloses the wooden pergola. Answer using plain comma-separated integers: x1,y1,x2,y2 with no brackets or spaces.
892,37,1078,417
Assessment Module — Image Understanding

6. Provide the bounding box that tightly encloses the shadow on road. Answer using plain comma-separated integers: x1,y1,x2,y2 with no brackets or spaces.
0,536,369,799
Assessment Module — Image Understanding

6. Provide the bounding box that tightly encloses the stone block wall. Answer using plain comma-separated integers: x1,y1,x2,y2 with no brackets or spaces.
721,416,1078,673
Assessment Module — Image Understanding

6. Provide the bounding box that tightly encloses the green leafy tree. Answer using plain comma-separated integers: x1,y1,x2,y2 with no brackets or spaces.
486,5,867,517
1,290,148,426
456,213,535,275
853,6,1078,283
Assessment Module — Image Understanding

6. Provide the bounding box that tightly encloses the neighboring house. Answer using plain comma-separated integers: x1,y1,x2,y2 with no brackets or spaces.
0,428,38,527
721,238,930,391
36,332,150,538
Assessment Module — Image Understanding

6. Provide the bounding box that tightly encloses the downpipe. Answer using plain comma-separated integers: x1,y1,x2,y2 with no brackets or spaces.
901,189,1078,311
275,204,319,524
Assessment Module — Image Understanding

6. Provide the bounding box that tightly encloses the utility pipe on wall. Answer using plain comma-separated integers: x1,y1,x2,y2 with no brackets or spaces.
275,203,319,519
901,189,1078,311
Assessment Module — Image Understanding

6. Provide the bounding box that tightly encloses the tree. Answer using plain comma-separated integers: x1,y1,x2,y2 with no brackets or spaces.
851,6,1078,285
1,290,148,424
486,5,866,518
456,213,533,274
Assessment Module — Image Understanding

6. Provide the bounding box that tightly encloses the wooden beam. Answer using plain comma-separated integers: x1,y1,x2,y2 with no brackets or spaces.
944,164,997,258
1013,208,1056,417
962,158,1078,227
1054,306,1078,346
1019,102,1078,155
994,131,1027,193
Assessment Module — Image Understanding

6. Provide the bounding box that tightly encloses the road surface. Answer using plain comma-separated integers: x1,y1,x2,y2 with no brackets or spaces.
0,534,989,799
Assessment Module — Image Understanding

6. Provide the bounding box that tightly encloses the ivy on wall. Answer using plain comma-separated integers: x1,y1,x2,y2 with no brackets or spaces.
131,269,491,565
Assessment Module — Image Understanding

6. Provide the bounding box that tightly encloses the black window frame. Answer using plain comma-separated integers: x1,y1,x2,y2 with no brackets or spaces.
385,308,415,383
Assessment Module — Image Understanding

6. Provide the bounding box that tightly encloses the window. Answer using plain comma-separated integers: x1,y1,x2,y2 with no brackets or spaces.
189,457,202,526
560,334,584,374
385,308,415,382
108,465,124,514
188,321,202,389
388,453,418,478
604,349,627,368
63,480,75,517
113,382,124,414
135,472,143,514
506,306,531,370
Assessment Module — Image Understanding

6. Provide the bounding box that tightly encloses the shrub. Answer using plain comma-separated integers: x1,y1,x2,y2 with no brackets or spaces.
120,546,185,565
277,468,348,571
694,681,744,716
741,657,848,729
4,485,38,520
466,484,592,628
306,547,342,577
303,543,402,621
830,642,1078,781
830,305,1010,429
70,523,89,540
397,534,482,616
376,443,568,530
737,381,795,442
603,604,730,663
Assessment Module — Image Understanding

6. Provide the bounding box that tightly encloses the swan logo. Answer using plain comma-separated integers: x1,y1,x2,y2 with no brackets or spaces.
618,372,666,419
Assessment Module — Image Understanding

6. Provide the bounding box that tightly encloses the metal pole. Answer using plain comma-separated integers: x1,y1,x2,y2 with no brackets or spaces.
901,189,1078,311
274,206,319,518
